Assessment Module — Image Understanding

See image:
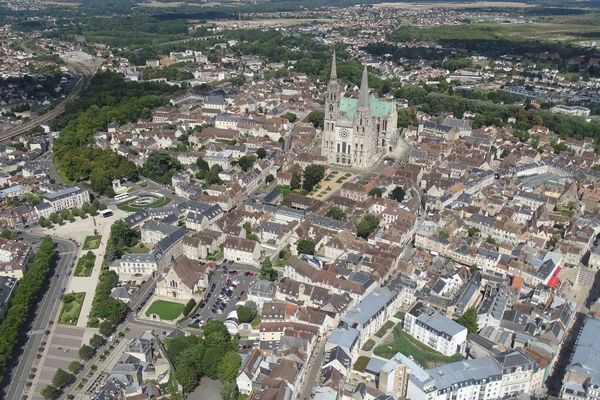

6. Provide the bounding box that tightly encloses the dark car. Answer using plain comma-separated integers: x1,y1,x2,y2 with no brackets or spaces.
199,301,206,309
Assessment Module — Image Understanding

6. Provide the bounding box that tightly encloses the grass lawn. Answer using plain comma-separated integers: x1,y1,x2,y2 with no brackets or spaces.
375,320,395,338
145,300,185,321
353,355,370,372
374,325,464,368
117,196,171,212
82,235,102,250
362,339,376,352
59,292,85,325
251,315,261,328
74,251,96,277
394,310,406,320
125,244,150,254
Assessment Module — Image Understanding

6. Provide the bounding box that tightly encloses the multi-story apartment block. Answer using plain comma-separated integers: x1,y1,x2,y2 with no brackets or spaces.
35,186,90,218
404,302,467,357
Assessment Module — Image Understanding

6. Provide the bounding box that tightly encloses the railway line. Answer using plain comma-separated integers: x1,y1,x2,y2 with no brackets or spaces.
0,59,96,143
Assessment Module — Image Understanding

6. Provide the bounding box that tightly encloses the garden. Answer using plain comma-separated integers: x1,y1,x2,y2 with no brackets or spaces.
117,193,171,212
82,235,102,250
145,300,185,321
58,293,86,325
74,251,96,277
373,324,463,368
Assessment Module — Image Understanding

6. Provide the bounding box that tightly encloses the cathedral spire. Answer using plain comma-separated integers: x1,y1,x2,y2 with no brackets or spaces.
330,49,337,81
358,64,369,108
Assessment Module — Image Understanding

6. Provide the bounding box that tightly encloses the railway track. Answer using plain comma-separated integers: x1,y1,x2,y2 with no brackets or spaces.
0,59,96,142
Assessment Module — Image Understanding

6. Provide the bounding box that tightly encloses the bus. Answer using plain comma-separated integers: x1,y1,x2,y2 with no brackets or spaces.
114,193,128,202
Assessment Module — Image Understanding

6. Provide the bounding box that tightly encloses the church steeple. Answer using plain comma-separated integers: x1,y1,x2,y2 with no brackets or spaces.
330,49,337,81
358,65,370,108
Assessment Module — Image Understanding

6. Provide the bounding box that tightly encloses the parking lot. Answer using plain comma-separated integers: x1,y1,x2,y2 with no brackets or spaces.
188,262,259,327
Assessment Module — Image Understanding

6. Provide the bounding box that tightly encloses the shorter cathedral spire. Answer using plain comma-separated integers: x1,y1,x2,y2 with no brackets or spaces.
330,49,337,81
358,64,369,108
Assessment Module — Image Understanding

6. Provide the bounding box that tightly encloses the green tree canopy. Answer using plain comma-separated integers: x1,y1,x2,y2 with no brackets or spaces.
368,187,383,198
238,155,256,172
141,150,182,184
457,307,479,333
326,206,346,221
256,148,267,159
357,215,379,240
297,239,316,255
390,186,406,202
302,164,325,192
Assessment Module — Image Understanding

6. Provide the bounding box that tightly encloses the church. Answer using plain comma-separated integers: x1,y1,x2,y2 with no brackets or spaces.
320,52,399,169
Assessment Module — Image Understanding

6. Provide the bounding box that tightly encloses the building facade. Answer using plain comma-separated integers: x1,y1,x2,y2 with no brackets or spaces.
321,52,398,169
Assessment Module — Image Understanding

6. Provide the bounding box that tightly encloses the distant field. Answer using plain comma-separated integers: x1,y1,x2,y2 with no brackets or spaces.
375,1,533,8
392,18,600,43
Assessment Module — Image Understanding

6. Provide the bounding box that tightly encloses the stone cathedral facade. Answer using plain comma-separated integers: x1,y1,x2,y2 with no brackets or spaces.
321,52,399,169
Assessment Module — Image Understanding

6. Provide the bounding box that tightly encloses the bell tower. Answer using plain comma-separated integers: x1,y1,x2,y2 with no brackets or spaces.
322,50,340,162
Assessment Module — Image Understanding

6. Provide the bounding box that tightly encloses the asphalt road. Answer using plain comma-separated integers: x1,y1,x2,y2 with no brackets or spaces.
2,234,77,400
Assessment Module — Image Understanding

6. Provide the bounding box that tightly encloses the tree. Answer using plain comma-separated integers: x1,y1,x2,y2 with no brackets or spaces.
218,351,242,382
297,239,315,255
290,172,301,190
183,298,196,316
326,206,346,221
38,216,49,227
390,186,406,202
357,215,379,240
141,150,182,184
238,155,256,172
256,147,267,159
99,320,114,337
281,112,298,123
457,307,479,333
196,157,209,174
176,365,199,393
302,164,325,192
41,385,60,400
368,187,383,198
265,174,274,184
467,227,480,238
68,361,83,375
237,305,255,323
221,382,239,400
260,258,277,281
52,368,75,388
306,110,324,129
90,334,106,349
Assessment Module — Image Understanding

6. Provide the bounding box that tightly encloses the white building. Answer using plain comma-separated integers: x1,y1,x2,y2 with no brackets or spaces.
223,236,260,267
35,186,90,218
340,287,401,343
550,105,591,117
404,302,467,357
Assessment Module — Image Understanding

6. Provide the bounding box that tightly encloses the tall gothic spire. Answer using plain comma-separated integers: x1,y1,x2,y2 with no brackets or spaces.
358,64,369,108
330,49,337,81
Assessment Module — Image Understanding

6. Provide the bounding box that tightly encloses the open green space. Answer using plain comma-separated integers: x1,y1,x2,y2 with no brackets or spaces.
353,355,371,372
374,325,463,368
116,195,171,212
362,339,376,352
145,300,185,321
125,244,150,254
375,320,395,338
59,293,86,325
74,251,96,277
82,235,102,250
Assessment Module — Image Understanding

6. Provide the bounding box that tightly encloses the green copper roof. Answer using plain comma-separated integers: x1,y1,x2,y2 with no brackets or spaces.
339,95,391,119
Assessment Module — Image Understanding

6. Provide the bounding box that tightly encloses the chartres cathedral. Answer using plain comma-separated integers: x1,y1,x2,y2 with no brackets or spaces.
321,52,399,169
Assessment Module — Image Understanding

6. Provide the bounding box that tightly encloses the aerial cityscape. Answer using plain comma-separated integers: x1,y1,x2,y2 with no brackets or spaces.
1,0,600,399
